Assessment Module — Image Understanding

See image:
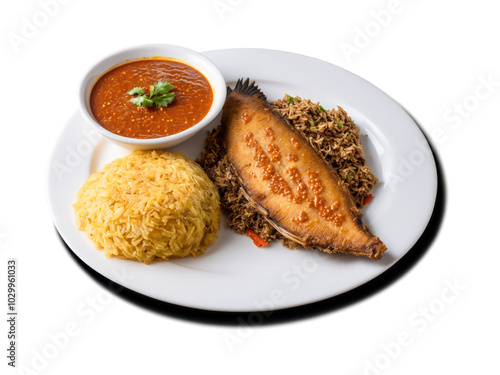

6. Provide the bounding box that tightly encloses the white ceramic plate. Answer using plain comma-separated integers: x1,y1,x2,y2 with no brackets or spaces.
47,49,438,312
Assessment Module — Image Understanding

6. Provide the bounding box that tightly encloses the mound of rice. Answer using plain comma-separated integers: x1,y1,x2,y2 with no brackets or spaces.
73,150,220,264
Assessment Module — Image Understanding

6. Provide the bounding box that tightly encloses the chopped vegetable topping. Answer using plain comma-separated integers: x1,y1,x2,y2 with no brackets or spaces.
246,229,268,247
363,194,374,206
318,105,326,112
287,95,294,104
336,122,343,129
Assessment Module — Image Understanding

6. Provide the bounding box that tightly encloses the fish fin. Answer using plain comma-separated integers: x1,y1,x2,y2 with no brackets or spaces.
239,184,269,216
239,178,306,246
231,78,267,102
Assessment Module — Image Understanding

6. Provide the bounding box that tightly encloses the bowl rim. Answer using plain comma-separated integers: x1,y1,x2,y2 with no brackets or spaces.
78,43,226,146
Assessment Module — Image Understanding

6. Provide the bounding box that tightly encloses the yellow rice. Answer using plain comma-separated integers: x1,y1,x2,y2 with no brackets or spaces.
73,150,220,264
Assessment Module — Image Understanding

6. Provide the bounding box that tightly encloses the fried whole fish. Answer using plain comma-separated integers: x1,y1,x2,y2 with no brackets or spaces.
221,79,386,260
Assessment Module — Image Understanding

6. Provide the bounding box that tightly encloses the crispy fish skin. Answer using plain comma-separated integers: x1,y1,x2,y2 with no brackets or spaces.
221,79,386,260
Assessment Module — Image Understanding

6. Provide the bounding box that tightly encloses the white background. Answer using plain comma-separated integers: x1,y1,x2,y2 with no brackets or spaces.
1,0,499,374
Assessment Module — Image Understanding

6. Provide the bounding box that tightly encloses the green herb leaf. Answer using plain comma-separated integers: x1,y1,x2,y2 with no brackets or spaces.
129,96,144,106
287,95,294,104
336,122,343,129
128,81,175,108
142,97,154,107
309,120,315,127
319,105,326,112
152,92,175,107
154,81,174,95
128,87,145,96
347,172,351,179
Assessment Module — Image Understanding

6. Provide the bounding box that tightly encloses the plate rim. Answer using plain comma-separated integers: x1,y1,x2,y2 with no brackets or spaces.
47,48,439,312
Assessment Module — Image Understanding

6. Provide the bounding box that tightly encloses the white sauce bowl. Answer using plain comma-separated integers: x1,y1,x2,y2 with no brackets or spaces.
79,44,226,150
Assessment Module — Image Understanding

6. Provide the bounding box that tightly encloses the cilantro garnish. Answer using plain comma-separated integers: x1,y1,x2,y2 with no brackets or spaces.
128,81,175,108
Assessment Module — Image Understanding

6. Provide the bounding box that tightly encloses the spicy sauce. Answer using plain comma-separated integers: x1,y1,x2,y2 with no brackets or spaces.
286,152,298,162
242,128,344,226
90,58,213,139
241,112,251,124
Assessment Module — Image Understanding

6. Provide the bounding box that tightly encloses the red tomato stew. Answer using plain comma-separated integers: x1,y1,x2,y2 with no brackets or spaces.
90,58,213,139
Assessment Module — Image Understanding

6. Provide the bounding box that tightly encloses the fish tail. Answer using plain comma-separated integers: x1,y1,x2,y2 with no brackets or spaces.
228,78,267,102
